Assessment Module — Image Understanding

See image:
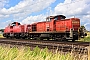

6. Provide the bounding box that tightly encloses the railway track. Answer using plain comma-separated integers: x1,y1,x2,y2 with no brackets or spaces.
0,38,89,55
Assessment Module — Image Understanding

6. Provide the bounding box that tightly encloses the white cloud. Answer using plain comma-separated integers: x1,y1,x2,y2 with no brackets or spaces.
84,23,90,26
54,0,90,31
84,23,90,31
0,0,55,26
0,0,56,19
0,0,56,28
55,0,90,15
21,14,46,24
0,0,9,9
0,20,12,29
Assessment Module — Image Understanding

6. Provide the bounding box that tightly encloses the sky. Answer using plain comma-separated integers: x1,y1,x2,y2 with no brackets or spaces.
0,0,90,31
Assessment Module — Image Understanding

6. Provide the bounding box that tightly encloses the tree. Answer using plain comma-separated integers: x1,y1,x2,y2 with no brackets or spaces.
81,26,85,29
0,29,4,32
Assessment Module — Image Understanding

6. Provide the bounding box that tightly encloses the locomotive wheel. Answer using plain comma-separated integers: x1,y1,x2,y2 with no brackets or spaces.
6,36,9,38
40,37,43,40
16,36,19,39
21,37,26,39
47,38,49,40
15,34,20,39
72,39,75,42
36,38,40,40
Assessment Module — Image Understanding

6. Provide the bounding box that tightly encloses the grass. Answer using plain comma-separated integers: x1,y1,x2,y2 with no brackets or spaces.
0,34,4,38
0,46,83,60
0,33,89,60
79,32,90,42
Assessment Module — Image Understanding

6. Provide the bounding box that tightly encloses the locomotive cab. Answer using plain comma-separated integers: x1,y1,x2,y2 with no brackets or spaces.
3,22,21,38
54,15,66,20
46,15,66,21
9,22,21,26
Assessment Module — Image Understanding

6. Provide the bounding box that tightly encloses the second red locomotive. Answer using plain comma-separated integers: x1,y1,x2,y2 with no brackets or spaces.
3,15,87,41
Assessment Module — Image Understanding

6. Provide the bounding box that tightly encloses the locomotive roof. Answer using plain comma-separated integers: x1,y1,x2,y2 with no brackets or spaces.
11,22,21,25
12,22,18,24
46,15,66,19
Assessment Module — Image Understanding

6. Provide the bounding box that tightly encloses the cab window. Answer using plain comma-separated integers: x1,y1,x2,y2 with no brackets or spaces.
54,17,58,20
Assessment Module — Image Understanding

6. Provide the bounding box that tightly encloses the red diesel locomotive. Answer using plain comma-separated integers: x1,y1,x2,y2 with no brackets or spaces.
3,15,87,41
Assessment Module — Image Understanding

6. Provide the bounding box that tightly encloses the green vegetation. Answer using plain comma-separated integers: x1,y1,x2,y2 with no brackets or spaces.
0,34,4,38
0,29,4,32
79,32,90,42
0,46,77,60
